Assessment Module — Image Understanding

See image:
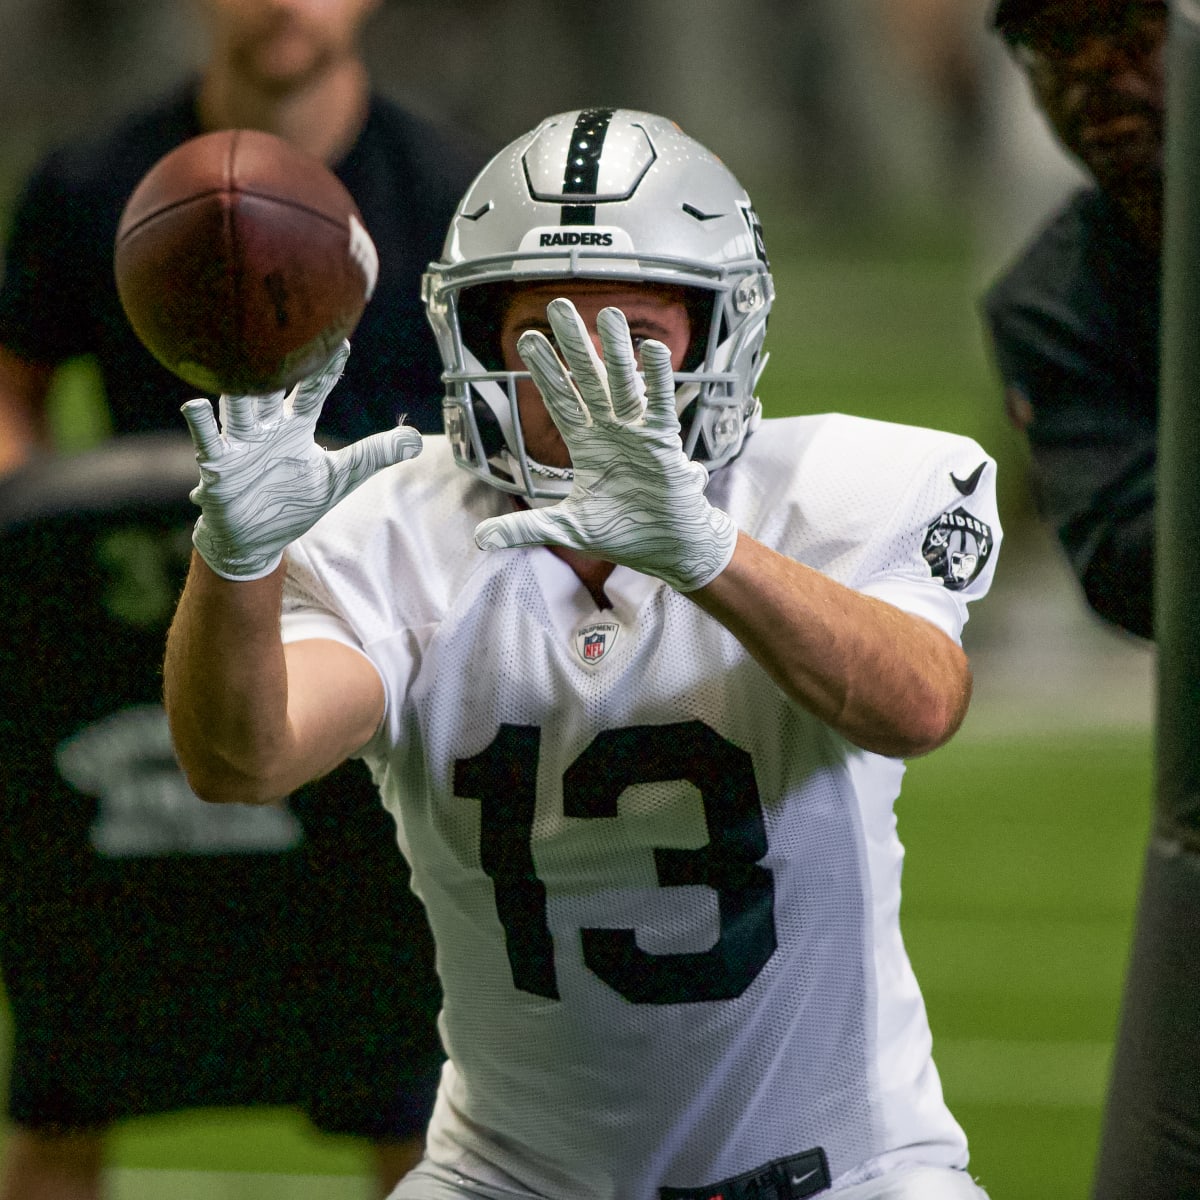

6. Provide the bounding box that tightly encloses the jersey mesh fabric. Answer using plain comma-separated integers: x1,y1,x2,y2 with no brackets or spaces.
282,420,1000,1199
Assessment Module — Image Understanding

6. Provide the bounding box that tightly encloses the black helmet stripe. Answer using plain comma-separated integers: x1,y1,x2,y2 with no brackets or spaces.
560,108,615,226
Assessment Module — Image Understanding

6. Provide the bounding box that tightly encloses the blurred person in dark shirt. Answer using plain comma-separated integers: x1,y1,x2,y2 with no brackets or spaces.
0,0,483,471
982,0,1164,639
0,3,484,1199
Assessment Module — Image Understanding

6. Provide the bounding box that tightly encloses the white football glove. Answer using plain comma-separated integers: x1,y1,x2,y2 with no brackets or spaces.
181,341,422,581
474,299,738,593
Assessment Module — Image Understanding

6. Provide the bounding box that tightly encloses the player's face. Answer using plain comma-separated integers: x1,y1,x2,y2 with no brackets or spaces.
498,281,693,471
1014,0,1166,195
199,0,380,93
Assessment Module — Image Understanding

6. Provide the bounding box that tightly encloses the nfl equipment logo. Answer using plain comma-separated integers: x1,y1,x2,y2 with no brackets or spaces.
574,620,620,666
922,506,994,592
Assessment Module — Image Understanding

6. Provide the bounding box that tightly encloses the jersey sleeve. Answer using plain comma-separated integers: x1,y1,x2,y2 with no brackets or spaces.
280,541,373,652
852,429,1002,646
280,514,418,754
278,451,485,754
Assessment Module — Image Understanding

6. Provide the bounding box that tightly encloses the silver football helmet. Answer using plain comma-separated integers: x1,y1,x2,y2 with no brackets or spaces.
422,108,775,501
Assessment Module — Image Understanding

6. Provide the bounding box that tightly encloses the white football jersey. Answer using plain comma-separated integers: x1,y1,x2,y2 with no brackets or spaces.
281,414,1001,1200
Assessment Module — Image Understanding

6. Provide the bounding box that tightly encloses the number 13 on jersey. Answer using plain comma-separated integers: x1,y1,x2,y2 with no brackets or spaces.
454,720,778,1005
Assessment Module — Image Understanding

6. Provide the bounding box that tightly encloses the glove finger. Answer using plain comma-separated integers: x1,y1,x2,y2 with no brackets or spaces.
640,340,680,431
597,307,646,425
546,298,613,421
292,340,351,418
517,330,590,436
475,506,565,552
180,398,224,460
255,387,285,427
218,392,259,440
327,425,423,502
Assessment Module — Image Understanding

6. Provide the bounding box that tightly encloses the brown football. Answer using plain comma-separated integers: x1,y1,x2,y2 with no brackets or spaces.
114,128,377,395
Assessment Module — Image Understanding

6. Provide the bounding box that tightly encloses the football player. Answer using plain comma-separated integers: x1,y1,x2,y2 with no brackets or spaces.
164,109,1000,1200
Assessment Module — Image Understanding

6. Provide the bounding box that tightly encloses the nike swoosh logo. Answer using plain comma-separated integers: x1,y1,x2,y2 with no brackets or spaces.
791,1169,820,1187
950,462,987,496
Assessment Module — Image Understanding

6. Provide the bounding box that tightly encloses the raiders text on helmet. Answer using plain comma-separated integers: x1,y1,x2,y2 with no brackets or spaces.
422,108,775,501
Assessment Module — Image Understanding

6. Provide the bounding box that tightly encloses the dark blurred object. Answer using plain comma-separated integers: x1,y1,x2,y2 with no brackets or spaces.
0,435,307,1126
1093,4,1200,1195
0,435,442,1191
981,0,1165,639
990,0,1049,36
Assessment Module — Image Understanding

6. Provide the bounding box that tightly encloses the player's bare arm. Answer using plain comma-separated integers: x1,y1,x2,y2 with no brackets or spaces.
475,298,971,759
163,341,421,804
692,532,971,758
165,556,384,804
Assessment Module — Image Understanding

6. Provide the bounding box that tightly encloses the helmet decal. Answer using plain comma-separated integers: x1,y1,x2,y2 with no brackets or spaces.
559,108,613,225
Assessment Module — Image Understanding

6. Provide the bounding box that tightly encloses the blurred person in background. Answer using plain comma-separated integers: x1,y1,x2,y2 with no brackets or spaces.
0,1,484,1198
981,0,1164,639
0,0,484,471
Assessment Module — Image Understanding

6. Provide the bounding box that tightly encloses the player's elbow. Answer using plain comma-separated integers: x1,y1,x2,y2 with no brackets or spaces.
165,696,296,805
899,663,972,757
854,656,973,759
904,691,969,757
173,742,292,807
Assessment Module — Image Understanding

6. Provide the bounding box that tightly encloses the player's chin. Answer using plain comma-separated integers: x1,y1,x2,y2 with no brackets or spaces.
241,44,331,94
521,429,573,474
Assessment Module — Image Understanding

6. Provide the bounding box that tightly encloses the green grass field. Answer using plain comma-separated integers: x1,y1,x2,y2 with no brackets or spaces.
1,223,1156,1198
904,726,1152,1198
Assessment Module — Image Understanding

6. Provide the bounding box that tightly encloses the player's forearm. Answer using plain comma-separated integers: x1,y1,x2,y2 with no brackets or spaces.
692,532,972,758
164,553,297,804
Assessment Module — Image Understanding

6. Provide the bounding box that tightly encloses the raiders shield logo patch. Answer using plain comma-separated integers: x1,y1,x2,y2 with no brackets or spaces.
574,620,620,665
923,507,994,592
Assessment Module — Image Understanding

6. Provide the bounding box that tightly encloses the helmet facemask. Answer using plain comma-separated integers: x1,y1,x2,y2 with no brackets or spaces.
422,109,775,502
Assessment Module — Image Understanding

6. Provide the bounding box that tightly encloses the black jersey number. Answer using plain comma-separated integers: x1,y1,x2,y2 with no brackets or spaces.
453,720,776,1005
